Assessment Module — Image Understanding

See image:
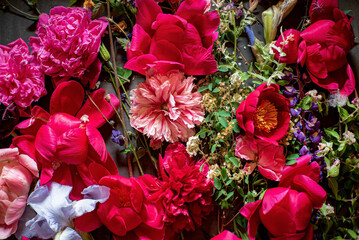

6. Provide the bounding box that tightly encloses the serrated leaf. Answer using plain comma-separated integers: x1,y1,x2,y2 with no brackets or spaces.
116,37,130,51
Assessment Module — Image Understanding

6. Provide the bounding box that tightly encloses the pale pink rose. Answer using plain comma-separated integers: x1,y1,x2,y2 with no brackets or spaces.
29,7,108,88
0,39,46,108
0,148,38,239
130,71,204,148
235,136,285,181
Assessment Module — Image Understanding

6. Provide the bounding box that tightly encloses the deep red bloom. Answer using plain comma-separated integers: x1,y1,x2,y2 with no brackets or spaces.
309,0,339,23
211,230,242,240
152,143,214,237
298,8,355,96
93,175,164,240
274,29,301,64
235,83,290,145
124,0,219,75
239,155,327,240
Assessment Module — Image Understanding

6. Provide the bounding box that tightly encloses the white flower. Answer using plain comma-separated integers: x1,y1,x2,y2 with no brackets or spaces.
186,135,201,157
328,92,347,107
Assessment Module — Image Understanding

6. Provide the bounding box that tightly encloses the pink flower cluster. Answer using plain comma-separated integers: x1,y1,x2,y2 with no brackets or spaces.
30,7,108,88
0,39,46,108
274,0,355,96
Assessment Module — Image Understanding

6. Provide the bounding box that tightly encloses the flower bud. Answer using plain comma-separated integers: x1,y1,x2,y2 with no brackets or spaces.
99,43,111,62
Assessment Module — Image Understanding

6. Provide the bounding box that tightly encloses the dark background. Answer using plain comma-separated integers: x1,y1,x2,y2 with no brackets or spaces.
0,0,358,239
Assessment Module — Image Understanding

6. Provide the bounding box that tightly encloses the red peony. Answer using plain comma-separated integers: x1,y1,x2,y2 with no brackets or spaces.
298,8,355,96
235,136,286,181
274,29,301,64
239,155,327,240
150,143,214,237
309,0,339,23
92,175,164,240
124,0,219,75
235,83,290,145
211,230,242,240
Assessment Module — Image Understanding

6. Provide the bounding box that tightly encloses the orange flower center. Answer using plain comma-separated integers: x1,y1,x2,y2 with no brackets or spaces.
254,100,278,133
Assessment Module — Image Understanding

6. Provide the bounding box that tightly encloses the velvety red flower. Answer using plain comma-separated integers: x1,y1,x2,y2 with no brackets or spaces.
152,143,214,237
12,81,120,199
298,8,355,96
274,29,301,64
30,7,108,88
91,175,164,240
235,136,286,181
211,230,242,240
309,0,339,23
235,83,290,145
0,39,46,108
124,0,219,75
239,155,327,240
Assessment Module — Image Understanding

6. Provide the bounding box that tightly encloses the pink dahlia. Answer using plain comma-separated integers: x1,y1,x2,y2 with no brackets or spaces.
154,143,214,236
130,71,204,148
29,7,108,88
0,39,46,108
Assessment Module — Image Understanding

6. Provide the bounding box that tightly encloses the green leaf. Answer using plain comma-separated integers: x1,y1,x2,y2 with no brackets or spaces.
211,144,217,153
208,83,213,91
232,119,240,133
218,66,229,72
346,229,357,239
338,107,350,121
328,178,338,199
26,0,37,6
286,160,297,166
68,0,78,7
218,117,228,128
117,66,132,79
198,86,208,92
342,9,353,15
240,72,249,80
218,110,231,117
213,88,220,93
286,153,300,160
116,37,130,51
221,168,228,181
225,191,234,200
92,3,105,19
119,148,131,154
324,129,340,140
229,157,239,167
214,177,222,190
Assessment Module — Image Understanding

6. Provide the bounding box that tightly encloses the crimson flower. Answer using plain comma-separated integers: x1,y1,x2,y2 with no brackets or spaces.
124,0,219,75
239,155,327,240
274,29,301,64
309,0,339,23
235,83,290,145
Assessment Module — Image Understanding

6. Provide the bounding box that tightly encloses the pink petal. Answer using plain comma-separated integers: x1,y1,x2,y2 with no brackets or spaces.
50,81,84,116
18,154,39,177
135,0,162,35
5,195,27,225
86,125,107,163
124,54,158,75
81,58,102,89
127,24,152,60
35,125,57,164
182,45,217,75
239,200,262,240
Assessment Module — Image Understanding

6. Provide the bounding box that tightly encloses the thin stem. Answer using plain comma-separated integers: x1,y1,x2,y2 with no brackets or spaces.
107,17,130,41
223,211,241,227
86,94,112,126
5,0,38,20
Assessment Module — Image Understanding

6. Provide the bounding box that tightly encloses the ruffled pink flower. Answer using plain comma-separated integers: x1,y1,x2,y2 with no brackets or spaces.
29,7,108,88
239,155,327,240
130,71,204,148
235,136,285,181
0,148,38,239
0,39,46,108
298,8,355,96
124,0,219,75
274,29,301,64
153,143,214,237
87,175,165,240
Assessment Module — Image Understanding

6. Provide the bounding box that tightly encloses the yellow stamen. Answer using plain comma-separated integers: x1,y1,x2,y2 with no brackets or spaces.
254,100,278,133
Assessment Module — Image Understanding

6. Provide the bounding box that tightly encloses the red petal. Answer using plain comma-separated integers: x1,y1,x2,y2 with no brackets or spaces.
50,81,84,116
239,200,262,240
135,0,162,35
75,211,103,232
127,24,152,60
81,58,102,89
150,39,183,63
86,125,107,163
35,125,57,164
16,106,49,136
124,54,158,75
182,45,217,75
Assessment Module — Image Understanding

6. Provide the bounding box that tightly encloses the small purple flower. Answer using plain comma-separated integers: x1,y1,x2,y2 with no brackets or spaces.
311,102,319,112
121,93,126,102
283,86,297,98
310,130,322,144
295,121,303,129
313,150,324,161
306,116,320,133
299,145,310,156
289,97,298,108
290,108,301,117
293,128,306,143
111,129,124,146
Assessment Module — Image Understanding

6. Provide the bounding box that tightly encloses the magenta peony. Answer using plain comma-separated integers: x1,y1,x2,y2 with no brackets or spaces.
239,155,327,240
153,143,214,237
29,7,108,88
0,39,46,108
211,230,242,240
235,136,286,181
309,0,339,23
298,8,355,96
94,175,164,240
124,0,219,75
235,83,290,145
130,71,204,148
274,29,302,64
0,148,38,239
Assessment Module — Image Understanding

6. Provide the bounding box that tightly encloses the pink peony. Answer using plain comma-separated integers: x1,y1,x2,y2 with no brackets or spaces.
239,155,327,240
124,0,219,75
130,71,204,148
29,7,108,88
154,143,214,237
298,8,355,96
0,39,46,108
0,148,38,239
235,136,286,181
211,230,242,240
274,29,302,64
235,83,290,145
93,175,164,240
